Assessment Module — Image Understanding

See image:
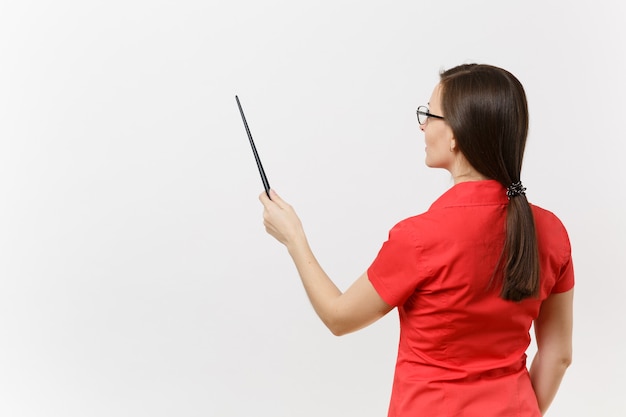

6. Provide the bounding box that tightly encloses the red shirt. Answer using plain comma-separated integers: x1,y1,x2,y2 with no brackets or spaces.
368,180,574,417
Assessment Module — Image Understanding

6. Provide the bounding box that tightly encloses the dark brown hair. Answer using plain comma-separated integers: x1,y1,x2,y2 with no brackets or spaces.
439,64,539,301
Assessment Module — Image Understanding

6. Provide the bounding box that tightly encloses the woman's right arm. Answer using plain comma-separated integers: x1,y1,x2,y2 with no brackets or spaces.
529,289,574,415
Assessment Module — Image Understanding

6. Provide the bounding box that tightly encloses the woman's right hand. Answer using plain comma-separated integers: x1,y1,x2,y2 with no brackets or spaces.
259,189,306,249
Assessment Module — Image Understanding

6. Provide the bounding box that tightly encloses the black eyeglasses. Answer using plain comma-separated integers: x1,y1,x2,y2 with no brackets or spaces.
416,106,444,125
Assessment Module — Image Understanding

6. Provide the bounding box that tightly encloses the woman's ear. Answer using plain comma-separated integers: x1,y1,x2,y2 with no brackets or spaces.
449,138,456,152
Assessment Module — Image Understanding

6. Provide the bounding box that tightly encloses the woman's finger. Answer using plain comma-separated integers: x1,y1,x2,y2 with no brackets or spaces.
267,189,288,209
259,191,275,209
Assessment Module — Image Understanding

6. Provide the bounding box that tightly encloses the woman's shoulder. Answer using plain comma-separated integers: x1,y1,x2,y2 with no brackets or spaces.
530,204,569,232
387,210,447,244
530,203,572,254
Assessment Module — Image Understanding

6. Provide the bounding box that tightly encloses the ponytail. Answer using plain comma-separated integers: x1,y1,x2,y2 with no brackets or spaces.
501,194,540,301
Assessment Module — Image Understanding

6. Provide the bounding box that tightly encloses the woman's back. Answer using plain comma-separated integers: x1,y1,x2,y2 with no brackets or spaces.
368,180,574,416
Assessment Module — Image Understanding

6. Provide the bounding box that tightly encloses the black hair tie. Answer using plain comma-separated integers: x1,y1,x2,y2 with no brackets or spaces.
506,181,526,199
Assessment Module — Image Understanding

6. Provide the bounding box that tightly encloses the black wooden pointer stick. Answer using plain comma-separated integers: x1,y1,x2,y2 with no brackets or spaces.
235,95,271,199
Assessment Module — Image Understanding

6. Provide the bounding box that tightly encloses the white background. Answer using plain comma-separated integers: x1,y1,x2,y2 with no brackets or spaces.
1,1,624,416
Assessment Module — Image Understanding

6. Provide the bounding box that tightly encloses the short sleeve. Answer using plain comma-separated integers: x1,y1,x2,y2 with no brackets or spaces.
367,221,429,307
551,251,575,294
551,225,575,294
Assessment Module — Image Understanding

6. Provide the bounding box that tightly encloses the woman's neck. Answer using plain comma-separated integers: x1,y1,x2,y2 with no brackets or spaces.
452,172,489,184
449,152,489,184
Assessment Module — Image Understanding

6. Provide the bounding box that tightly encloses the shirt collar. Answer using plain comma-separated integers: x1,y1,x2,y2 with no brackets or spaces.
429,180,509,210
